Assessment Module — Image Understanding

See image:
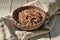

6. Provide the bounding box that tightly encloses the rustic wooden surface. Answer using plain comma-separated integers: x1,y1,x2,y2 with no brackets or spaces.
0,0,60,40
0,0,11,17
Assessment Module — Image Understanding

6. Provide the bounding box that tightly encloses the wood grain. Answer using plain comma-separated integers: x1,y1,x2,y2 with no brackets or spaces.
11,0,27,14
0,0,11,17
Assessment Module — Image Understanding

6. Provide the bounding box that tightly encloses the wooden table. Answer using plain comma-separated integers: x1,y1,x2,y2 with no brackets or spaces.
0,0,60,40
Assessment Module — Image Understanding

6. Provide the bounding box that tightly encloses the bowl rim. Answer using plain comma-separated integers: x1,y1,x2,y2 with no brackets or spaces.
12,6,46,27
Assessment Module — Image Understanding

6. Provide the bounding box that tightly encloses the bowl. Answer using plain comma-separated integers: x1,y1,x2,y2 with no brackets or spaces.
12,6,46,31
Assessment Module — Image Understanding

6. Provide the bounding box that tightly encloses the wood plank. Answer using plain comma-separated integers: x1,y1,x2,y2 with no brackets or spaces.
11,0,27,14
0,0,11,17
29,33,50,40
27,0,33,2
50,14,60,40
